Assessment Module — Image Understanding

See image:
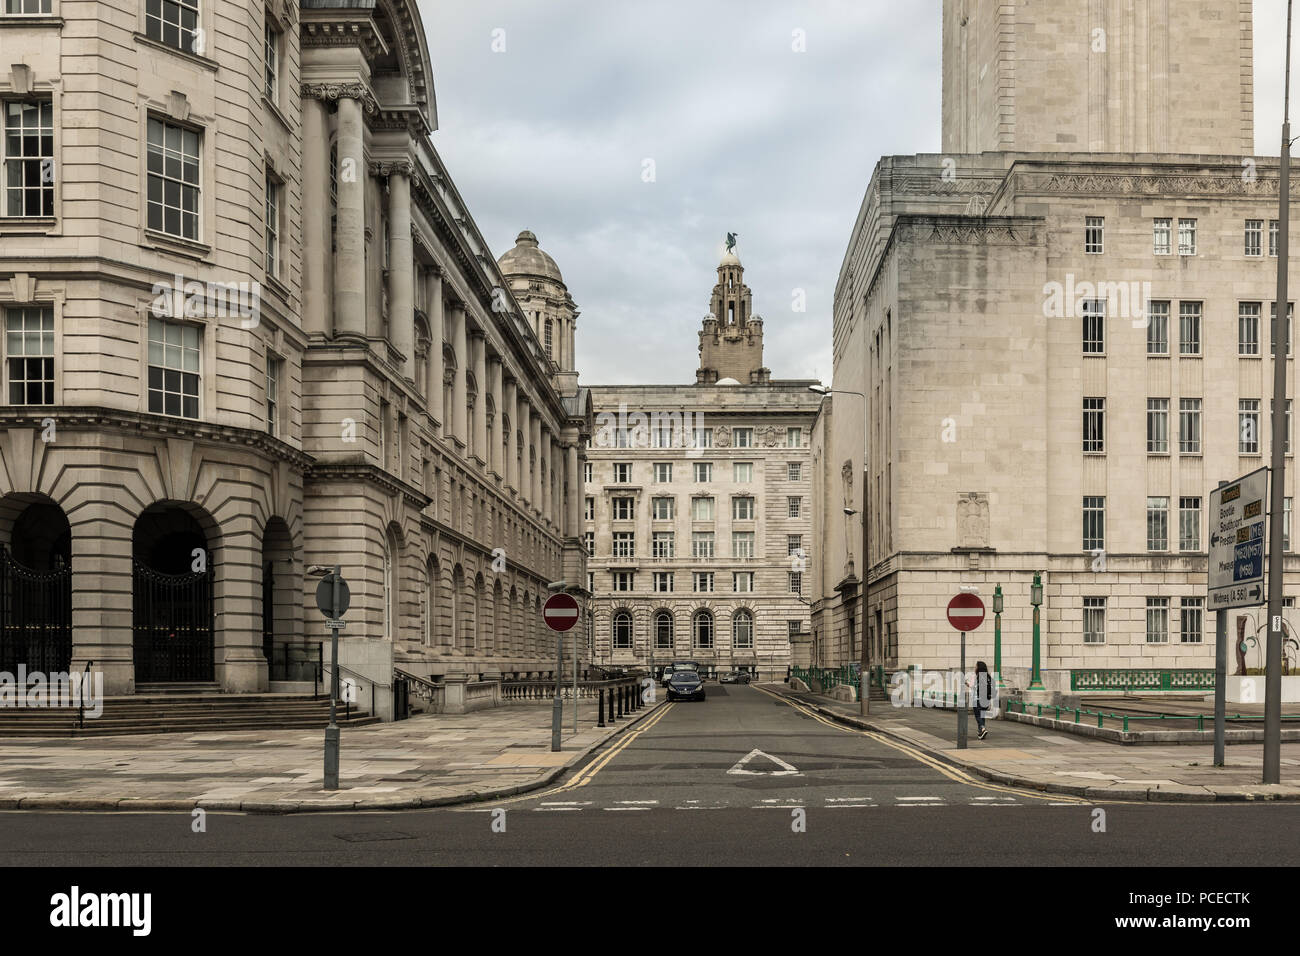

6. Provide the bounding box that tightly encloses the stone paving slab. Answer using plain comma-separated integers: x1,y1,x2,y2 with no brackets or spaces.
765,684,1300,803
0,699,662,813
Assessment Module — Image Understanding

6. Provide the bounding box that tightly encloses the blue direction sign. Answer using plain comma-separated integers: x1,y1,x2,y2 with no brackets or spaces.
1208,468,1268,611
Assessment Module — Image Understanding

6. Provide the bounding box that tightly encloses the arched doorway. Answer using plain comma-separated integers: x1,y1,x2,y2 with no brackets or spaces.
132,503,215,683
0,497,72,674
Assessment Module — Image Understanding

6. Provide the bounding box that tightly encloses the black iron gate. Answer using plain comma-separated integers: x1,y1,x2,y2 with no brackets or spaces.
132,560,214,682
0,545,71,674
262,561,274,666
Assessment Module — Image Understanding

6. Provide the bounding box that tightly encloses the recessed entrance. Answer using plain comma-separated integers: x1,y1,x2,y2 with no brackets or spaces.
0,498,72,674
132,503,215,683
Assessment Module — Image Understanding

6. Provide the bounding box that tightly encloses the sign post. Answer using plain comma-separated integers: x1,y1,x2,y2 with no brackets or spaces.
1208,469,1269,770
946,592,985,750
315,567,351,791
544,592,580,752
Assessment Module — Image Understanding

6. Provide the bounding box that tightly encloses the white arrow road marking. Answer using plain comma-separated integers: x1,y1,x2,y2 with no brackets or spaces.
727,748,801,776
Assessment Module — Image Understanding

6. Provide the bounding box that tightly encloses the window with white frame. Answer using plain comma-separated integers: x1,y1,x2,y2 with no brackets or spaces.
787,535,802,556
732,496,754,520
1286,498,1292,551
654,611,674,648
733,571,754,593
264,20,280,102
1179,398,1202,454
786,427,802,448
1083,597,1106,644
5,0,52,12
1179,302,1201,355
1270,302,1293,356
146,117,200,240
1082,299,1104,353
4,305,54,405
612,571,634,592
265,174,279,276
1179,497,1201,551
733,427,753,448
732,531,754,559
653,462,672,482
1146,301,1170,355
1084,216,1104,253
584,496,595,520
613,462,632,483
787,496,802,518
732,609,754,649
1178,218,1197,255
612,531,635,559
652,531,674,559
3,100,54,217
612,497,634,520
1147,496,1169,551
1083,397,1105,453
692,497,714,521
691,531,714,559
653,571,674,593
1180,597,1204,644
1146,398,1168,453
1271,219,1280,257
652,496,674,520
1146,597,1169,644
612,611,633,648
583,462,592,483
147,317,200,418
145,0,200,52
692,571,713,593
583,531,594,556
788,462,801,481
1152,217,1171,255
652,424,673,448
1240,302,1262,355
692,610,714,648
1271,398,1293,454
693,462,712,482
1246,219,1263,257
1240,399,1261,454
1083,496,1105,551
789,571,803,594
693,427,713,448
733,461,753,483
266,354,281,436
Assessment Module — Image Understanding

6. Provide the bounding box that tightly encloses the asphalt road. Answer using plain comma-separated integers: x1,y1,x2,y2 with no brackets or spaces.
1,683,1297,866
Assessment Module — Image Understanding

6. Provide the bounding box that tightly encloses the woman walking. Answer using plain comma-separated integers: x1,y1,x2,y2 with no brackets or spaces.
972,660,994,741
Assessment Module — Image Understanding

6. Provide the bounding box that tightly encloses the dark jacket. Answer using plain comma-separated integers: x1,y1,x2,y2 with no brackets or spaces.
973,670,995,711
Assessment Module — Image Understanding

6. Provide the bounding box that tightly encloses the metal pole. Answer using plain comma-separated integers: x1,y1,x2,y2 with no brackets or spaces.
572,628,578,734
1215,479,1229,768
860,461,870,715
552,619,563,752
1265,0,1294,785
957,630,968,748
324,565,341,790
993,585,1004,688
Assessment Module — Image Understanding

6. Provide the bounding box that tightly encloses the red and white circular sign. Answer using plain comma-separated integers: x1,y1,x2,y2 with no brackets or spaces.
543,592,581,632
946,593,985,632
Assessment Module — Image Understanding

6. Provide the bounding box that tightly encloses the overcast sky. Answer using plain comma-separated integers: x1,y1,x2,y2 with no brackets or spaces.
420,0,1298,387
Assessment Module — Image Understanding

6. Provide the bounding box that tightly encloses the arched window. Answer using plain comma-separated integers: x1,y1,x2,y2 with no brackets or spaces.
612,610,633,649
732,609,754,649
692,610,714,649
382,527,399,641
654,611,674,649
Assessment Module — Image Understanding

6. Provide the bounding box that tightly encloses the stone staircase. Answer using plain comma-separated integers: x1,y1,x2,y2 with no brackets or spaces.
0,691,380,738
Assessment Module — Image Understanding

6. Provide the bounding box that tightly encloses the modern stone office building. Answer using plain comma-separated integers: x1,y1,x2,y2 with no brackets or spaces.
0,0,590,695
585,252,820,680
811,0,1296,691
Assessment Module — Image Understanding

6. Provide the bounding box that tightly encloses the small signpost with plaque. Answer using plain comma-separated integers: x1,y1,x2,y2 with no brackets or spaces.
1208,468,1268,612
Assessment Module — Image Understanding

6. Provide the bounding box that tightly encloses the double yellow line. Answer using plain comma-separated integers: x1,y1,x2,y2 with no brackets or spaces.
754,685,1095,805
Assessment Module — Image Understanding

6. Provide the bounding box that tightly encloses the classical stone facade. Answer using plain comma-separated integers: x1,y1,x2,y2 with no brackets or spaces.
585,253,819,681
0,0,590,696
812,0,1295,691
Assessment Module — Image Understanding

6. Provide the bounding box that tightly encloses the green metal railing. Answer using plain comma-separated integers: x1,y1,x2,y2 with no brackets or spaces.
790,665,889,696
1009,699,1300,732
1070,668,1216,692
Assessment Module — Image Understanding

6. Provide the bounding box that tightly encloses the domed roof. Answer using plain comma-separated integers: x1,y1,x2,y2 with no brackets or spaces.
716,377,741,386
719,250,742,268
498,229,564,283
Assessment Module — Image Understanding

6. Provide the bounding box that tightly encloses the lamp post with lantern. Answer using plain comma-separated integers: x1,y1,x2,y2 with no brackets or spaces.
992,584,1005,689
1028,572,1045,691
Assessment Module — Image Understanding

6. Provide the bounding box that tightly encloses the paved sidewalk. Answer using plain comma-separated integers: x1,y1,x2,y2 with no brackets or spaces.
765,685,1300,802
0,699,662,813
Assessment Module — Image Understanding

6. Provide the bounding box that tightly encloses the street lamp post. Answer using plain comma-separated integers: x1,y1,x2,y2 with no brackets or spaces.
992,584,1005,688
1029,572,1044,691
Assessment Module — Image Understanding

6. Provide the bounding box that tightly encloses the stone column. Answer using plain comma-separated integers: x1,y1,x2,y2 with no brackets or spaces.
301,95,331,336
470,329,487,465
530,408,542,511
387,165,415,379
539,426,551,522
450,301,468,449
567,443,581,537
427,268,445,432
488,355,503,478
503,376,518,491
517,395,531,505
332,94,366,339
552,438,563,529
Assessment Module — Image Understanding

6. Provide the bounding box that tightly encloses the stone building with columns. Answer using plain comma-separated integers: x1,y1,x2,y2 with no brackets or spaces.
0,0,590,697
584,250,820,681
811,0,1296,692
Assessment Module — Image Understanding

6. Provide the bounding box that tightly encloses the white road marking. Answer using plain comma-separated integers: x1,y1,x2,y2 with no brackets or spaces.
728,749,801,776
896,796,944,801
615,800,659,805
603,806,650,811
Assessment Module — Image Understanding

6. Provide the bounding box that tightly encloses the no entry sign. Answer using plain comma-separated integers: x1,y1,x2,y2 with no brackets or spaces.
543,592,581,632
947,592,985,631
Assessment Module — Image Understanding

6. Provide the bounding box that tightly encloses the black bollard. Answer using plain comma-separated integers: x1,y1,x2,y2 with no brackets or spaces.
597,688,605,728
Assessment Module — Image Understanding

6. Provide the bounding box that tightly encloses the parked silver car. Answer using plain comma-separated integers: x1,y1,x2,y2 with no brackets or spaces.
719,671,751,684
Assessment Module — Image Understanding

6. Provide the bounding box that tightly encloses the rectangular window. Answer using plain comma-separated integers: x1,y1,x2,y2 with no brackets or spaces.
788,462,802,481
1246,219,1263,257
733,461,753,483
587,572,594,594
651,497,674,520
693,572,714,593
1271,219,1280,257
266,355,280,436
147,317,200,418
613,462,632,483
787,535,803,556
1153,217,1171,255
653,462,672,483
264,21,279,102
789,571,803,595
612,571,634,592
1178,218,1197,255
1146,301,1169,355
693,462,712,482
1180,597,1204,644
1085,215,1104,253
1239,302,1261,355
1146,496,1169,551
1270,303,1293,356
612,497,635,520
733,427,753,448
693,427,713,448
583,531,594,556
1082,299,1105,354
1083,496,1105,551
146,117,200,240
1145,598,1169,644
732,531,754,559
1083,397,1105,453
5,0,53,12
145,0,199,52
265,175,279,276
788,620,802,640
1083,597,1106,644
733,571,754,593
691,532,715,559
652,424,673,448
1179,302,1202,355
1286,498,1292,552
584,497,595,521
732,496,754,520
1146,398,1168,453
1240,399,1261,454
652,531,674,559
788,496,802,518
1271,398,1293,454
1179,398,1202,454
4,305,54,405
653,572,674,593
3,100,54,217
583,462,592,483
691,497,714,521
787,427,803,448
612,531,635,559
1179,497,1201,552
